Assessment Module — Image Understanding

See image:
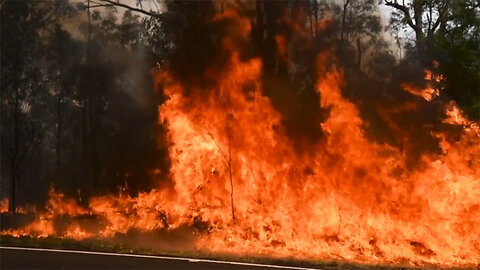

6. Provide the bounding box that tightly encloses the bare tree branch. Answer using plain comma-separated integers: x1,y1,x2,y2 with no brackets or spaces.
384,0,417,30
207,131,228,163
89,4,114,8
96,0,160,17
207,120,236,222
431,1,450,34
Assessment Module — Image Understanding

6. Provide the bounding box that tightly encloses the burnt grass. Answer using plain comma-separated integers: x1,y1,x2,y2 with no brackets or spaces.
0,235,468,270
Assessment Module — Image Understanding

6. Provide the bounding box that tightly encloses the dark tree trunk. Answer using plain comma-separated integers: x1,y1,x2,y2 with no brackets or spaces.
313,0,319,36
226,116,235,221
254,0,264,53
9,87,19,213
356,37,362,71
309,10,314,38
412,0,426,58
340,0,350,51
56,87,63,180
9,165,16,213
83,0,91,159
8,166,17,213
89,97,99,182
384,0,427,60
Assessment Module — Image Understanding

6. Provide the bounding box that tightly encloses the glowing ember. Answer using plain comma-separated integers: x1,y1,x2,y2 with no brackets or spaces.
444,101,480,133
401,69,441,101
0,198,8,213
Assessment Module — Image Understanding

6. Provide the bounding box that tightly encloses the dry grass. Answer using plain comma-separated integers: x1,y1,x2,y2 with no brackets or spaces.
0,235,453,270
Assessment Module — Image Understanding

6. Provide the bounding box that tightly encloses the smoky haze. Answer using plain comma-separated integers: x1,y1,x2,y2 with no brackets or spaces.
1,1,169,208
1,1,479,267
1,0,473,207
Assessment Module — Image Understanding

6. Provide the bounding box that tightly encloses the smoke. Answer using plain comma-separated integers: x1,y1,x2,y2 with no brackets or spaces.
338,52,465,169
159,0,462,166
2,2,479,267
159,1,331,154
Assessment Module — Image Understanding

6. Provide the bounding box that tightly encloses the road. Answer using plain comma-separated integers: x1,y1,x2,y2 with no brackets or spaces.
0,247,317,270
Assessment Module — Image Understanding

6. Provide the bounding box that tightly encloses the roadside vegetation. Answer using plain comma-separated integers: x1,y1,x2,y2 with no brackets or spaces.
1,235,453,270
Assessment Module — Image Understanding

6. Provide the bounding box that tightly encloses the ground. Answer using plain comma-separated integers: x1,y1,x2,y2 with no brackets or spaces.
0,235,452,270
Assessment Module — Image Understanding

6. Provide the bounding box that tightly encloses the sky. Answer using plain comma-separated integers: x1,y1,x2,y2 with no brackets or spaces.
70,0,402,58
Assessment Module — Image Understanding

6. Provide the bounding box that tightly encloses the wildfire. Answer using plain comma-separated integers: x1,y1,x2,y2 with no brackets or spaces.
401,68,441,101
444,101,480,133
2,8,479,269
0,198,8,213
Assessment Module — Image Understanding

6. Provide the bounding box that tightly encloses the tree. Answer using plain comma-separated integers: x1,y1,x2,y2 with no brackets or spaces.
1,0,86,210
1,0,167,209
385,0,431,57
385,0,480,120
88,0,161,17
338,0,384,71
1,1,52,212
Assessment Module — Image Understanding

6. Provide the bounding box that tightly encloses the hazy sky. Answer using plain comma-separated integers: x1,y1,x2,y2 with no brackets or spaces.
119,0,393,21
80,0,401,57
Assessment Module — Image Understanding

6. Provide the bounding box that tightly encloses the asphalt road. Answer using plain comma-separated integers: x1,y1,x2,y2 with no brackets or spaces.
0,247,317,270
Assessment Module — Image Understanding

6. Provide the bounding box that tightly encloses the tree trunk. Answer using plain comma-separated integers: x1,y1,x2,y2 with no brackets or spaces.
356,37,362,71
415,29,425,57
9,87,19,213
340,0,350,51
83,0,91,159
309,10,314,38
412,0,425,57
56,87,63,180
9,166,16,213
226,116,235,221
313,0,319,36
254,0,264,53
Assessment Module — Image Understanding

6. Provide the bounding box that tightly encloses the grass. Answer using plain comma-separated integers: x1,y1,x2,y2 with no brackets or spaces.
0,235,459,270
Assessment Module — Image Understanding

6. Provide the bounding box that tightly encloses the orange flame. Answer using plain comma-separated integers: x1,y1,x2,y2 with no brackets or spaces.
2,9,479,268
401,69,442,101
0,198,8,213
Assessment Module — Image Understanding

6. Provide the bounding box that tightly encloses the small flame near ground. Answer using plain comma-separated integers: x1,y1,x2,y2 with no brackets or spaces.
2,8,480,269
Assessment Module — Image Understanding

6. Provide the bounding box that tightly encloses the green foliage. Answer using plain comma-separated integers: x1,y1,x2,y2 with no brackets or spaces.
385,0,480,120
430,0,480,120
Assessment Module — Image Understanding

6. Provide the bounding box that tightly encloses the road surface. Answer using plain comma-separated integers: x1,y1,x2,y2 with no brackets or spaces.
0,247,317,270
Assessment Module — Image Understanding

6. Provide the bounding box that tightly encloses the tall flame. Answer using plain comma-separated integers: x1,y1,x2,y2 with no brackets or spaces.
2,9,479,268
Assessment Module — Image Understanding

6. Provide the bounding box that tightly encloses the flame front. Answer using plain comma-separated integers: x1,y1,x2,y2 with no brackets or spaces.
155,50,480,265
2,9,479,268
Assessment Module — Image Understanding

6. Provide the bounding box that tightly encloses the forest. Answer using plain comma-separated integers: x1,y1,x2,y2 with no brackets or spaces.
1,0,479,268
